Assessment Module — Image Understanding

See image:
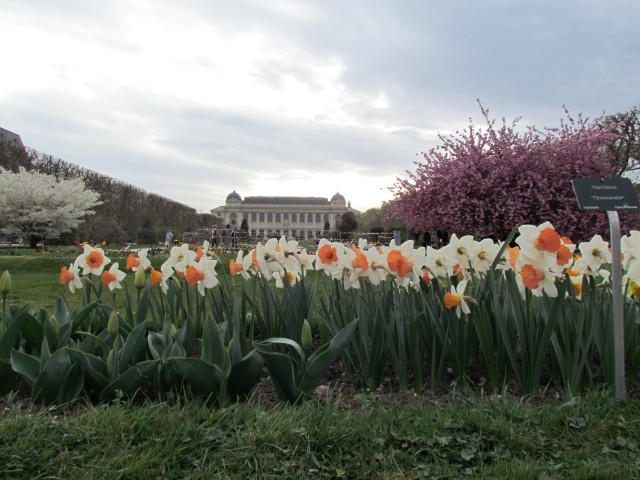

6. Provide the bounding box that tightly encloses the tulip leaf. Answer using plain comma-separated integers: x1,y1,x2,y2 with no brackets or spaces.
66,347,109,391
227,349,264,398
43,316,59,352
33,348,72,405
99,359,159,402
254,343,301,404
202,315,226,367
69,300,100,331
0,360,17,395
57,362,85,404
19,312,44,353
169,357,226,400
10,350,40,385
54,297,72,325
118,322,147,370
148,331,166,360
299,318,359,396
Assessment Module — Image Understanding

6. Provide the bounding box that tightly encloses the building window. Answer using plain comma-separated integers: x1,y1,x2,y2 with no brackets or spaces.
259,213,265,222
315,213,321,223
275,212,281,222
251,212,257,222
275,229,280,236
267,213,273,222
291,213,297,223
267,229,273,236
323,213,328,223
259,229,264,238
251,229,256,237
283,213,289,221
307,213,313,223
230,213,237,226
291,229,296,236
243,212,248,220
299,213,305,223
284,229,289,237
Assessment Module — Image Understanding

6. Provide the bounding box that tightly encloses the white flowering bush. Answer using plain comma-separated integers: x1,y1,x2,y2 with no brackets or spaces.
0,168,101,248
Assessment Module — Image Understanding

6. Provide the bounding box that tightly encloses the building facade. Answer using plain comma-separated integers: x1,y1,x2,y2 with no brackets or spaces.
211,191,358,239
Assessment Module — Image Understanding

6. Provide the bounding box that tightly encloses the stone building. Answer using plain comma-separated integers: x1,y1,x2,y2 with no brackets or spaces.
211,191,359,239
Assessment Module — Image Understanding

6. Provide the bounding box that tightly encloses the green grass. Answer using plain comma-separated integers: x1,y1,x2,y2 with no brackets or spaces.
1,391,639,479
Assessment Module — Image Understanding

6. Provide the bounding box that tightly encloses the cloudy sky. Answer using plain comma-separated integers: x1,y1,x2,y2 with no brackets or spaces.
1,1,638,213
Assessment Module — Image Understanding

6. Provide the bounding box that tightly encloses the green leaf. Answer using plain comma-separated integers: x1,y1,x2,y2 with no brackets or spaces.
19,312,44,353
0,360,17,395
227,349,264,398
202,315,226,368
54,297,72,325
66,348,109,391
57,362,85,404
10,349,40,385
299,318,358,396
99,359,159,402
162,339,187,362
254,343,301,404
136,287,150,325
169,357,226,400
68,301,100,331
148,332,166,360
33,349,72,405
118,322,147,370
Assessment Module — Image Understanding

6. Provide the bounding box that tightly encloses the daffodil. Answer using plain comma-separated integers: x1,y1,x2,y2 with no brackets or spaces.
443,280,471,318
518,263,558,297
424,246,457,279
75,244,111,276
185,256,218,296
577,235,611,273
125,248,151,272
60,263,83,293
101,262,126,291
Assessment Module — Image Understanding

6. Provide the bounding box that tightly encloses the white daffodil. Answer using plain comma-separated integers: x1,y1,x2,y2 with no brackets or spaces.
101,262,126,291
443,280,471,318
578,235,611,273
75,244,111,276
59,263,83,294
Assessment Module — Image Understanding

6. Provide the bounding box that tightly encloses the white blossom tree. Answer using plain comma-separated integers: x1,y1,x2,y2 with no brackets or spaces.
0,168,101,248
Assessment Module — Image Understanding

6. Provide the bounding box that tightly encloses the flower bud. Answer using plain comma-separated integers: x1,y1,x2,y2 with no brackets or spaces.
301,319,312,349
169,323,177,339
107,311,119,336
134,268,146,290
0,270,12,295
107,349,114,375
48,315,59,335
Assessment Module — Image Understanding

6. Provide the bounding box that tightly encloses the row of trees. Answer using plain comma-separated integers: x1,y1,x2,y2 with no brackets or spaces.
390,103,640,242
0,140,206,246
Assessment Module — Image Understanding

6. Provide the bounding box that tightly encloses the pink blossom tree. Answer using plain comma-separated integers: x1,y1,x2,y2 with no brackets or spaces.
390,104,638,242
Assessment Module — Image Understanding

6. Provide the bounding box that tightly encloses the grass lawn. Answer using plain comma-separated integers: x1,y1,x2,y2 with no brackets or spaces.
1,246,640,479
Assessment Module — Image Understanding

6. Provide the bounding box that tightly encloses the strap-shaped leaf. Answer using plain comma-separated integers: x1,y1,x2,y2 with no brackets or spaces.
19,312,44,353
299,318,358,396
202,315,226,368
135,287,150,325
254,343,301,404
148,332,166,360
66,347,109,391
227,349,264,398
118,322,147,370
169,357,226,399
54,297,72,325
99,359,159,402
162,339,187,362
57,362,85,404
10,349,40,386
33,349,72,405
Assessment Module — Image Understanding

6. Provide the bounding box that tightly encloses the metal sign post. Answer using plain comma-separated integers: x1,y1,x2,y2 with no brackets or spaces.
572,177,640,401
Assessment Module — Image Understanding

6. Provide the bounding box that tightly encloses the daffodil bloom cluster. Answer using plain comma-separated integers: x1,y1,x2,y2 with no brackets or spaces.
160,241,218,296
59,244,125,292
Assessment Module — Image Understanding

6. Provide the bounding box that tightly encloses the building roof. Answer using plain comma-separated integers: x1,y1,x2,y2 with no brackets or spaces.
226,190,242,201
243,196,330,205
0,127,24,148
331,192,345,202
